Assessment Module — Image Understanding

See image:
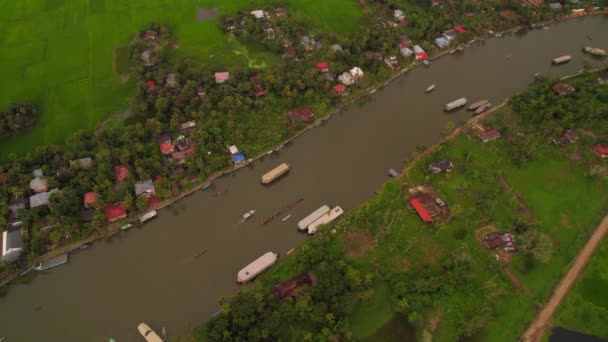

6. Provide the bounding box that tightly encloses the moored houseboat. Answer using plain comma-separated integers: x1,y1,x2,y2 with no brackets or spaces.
237,252,279,284
261,163,291,184
583,46,607,57
474,102,492,115
468,99,489,111
139,209,158,223
445,98,467,111
297,205,330,231
307,206,344,235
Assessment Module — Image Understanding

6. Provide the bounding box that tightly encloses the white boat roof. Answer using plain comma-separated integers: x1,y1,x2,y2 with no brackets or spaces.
297,205,330,230
237,252,278,283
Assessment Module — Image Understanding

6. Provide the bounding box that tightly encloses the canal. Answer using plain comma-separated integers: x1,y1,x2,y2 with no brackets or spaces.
1,15,607,342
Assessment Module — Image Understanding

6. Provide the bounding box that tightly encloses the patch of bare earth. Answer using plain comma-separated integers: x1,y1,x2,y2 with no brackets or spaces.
342,230,373,258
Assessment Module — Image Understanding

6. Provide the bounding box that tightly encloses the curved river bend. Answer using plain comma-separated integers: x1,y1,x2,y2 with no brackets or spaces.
1,15,607,342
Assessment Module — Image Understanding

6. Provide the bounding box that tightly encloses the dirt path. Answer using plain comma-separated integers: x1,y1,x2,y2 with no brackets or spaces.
521,215,608,342
504,266,532,298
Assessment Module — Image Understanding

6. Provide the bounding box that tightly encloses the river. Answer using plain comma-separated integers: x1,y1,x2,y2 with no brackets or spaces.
1,15,607,342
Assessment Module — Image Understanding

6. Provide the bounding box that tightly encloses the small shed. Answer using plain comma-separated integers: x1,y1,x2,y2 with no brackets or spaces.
443,29,458,40
435,37,450,48
232,152,246,165
593,143,608,158
114,165,130,181
135,180,156,197
333,84,348,97
429,159,453,174
316,62,329,73
84,191,97,207
215,72,230,84
454,25,467,33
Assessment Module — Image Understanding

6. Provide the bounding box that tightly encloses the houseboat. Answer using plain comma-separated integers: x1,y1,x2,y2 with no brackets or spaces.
137,323,163,342
552,55,571,65
468,99,489,111
261,163,291,184
297,205,330,231
34,253,69,271
583,47,607,57
139,210,158,223
445,98,468,111
237,252,279,284
307,206,344,235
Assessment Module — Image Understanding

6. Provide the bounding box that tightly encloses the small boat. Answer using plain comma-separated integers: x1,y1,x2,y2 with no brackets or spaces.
68,244,90,254
474,103,492,115
495,33,503,38
388,168,400,178
552,55,571,65
281,214,292,222
583,46,606,57
1,337,5,342
120,223,133,230
426,84,436,93
195,249,207,257
468,100,490,111
161,327,167,341
138,323,163,342
370,89,377,94
242,210,256,221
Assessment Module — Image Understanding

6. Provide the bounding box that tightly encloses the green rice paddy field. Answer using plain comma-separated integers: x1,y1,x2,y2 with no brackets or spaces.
0,0,362,157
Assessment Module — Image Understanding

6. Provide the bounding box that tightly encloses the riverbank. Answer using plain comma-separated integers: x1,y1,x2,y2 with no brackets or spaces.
1,8,606,292
198,68,608,341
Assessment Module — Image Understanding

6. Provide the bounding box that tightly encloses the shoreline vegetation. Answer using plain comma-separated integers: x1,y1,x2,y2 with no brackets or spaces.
197,69,608,341
2,0,595,334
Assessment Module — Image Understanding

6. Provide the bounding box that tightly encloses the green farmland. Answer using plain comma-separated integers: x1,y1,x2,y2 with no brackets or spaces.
0,0,362,156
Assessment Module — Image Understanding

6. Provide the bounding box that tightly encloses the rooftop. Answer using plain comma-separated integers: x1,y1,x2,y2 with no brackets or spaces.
104,203,127,222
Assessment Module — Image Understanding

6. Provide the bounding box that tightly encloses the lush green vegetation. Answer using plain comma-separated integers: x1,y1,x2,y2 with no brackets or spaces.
554,241,608,338
0,103,36,137
197,73,608,341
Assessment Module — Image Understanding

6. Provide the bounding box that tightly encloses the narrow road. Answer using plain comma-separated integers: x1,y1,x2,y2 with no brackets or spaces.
521,215,608,342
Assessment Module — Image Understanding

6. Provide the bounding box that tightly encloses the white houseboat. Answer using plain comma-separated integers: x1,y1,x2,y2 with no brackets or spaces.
297,205,330,231
237,252,279,284
307,206,344,235
261,163,291,184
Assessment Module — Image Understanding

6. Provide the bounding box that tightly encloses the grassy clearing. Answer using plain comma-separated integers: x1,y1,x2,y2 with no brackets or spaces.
553,240,608,339
0,0,362,156
350,281,394,339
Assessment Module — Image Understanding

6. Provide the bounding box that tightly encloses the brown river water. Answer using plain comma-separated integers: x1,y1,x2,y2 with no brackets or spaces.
1,15,607,342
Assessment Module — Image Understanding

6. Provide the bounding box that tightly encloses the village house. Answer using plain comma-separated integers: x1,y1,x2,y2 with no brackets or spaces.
272,271,318,301
288,108,315,124
484,232,518,253
140,50,153,67
180,120,197,132
215,71,230,84
454,25,467,33
228,145,246,166
435,37,450,49
29,188,59,209
338,72,354,86
315,62,330,73
399,34,412,47
2,228,23,263
104,203,127,223
69,157,92,167
413,45,429,61
443,29,458,41
165,73,177,87
9,196,27,224
407,184,450,223
83,191,97,207
174,135,192,152
250,9,266,19
400,45,414,57
135,180,156,197
29,169,48,193
553,83,575,96
250,75,267,97
144,30,157,41
428,159,453,174
301,36,317,51
384,56,399,70
479,129,501,143
333,84,348,97
114,165,130,181
146,80,156,93
563,129,580,144
593,143,608,158
331,44,344,52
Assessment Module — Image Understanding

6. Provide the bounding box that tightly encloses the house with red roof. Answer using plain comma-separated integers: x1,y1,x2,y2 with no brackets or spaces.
333,84,348,97
315,62,329,73
114,165,130,181
104,203,127,222
454,25,467,33
410,197,433,222
273,271,318,301
479,129,501,143
83,192,97,207
593,143,608,158
215,72,230,84
146,80,156,91
288,108,315,124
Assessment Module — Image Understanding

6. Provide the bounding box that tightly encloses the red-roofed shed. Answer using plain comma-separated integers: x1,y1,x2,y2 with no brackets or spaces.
147,80,156,91
255,90,267,98
593,143,608,158
83,192,97,207
455,25,467,33
333,84,347,97
315,62,329,73
288,108,315,124
114,165,129,181
104,203,127,222
147,196,159,208
410,198,433,222
160,142,174,155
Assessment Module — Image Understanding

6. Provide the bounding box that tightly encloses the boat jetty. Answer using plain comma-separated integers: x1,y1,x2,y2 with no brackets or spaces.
297,205,330,231
445,98,468,111
263,198,304,224
137,322,163,342
307,206,344,235
468,100,489,111
139,209,158,223
583,46,607,57
261,163,291,184
34,253,69,271
552,55,571,65
237,251,279,284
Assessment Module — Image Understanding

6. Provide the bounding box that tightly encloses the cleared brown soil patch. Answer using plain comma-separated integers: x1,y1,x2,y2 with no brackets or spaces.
342,230,373,258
